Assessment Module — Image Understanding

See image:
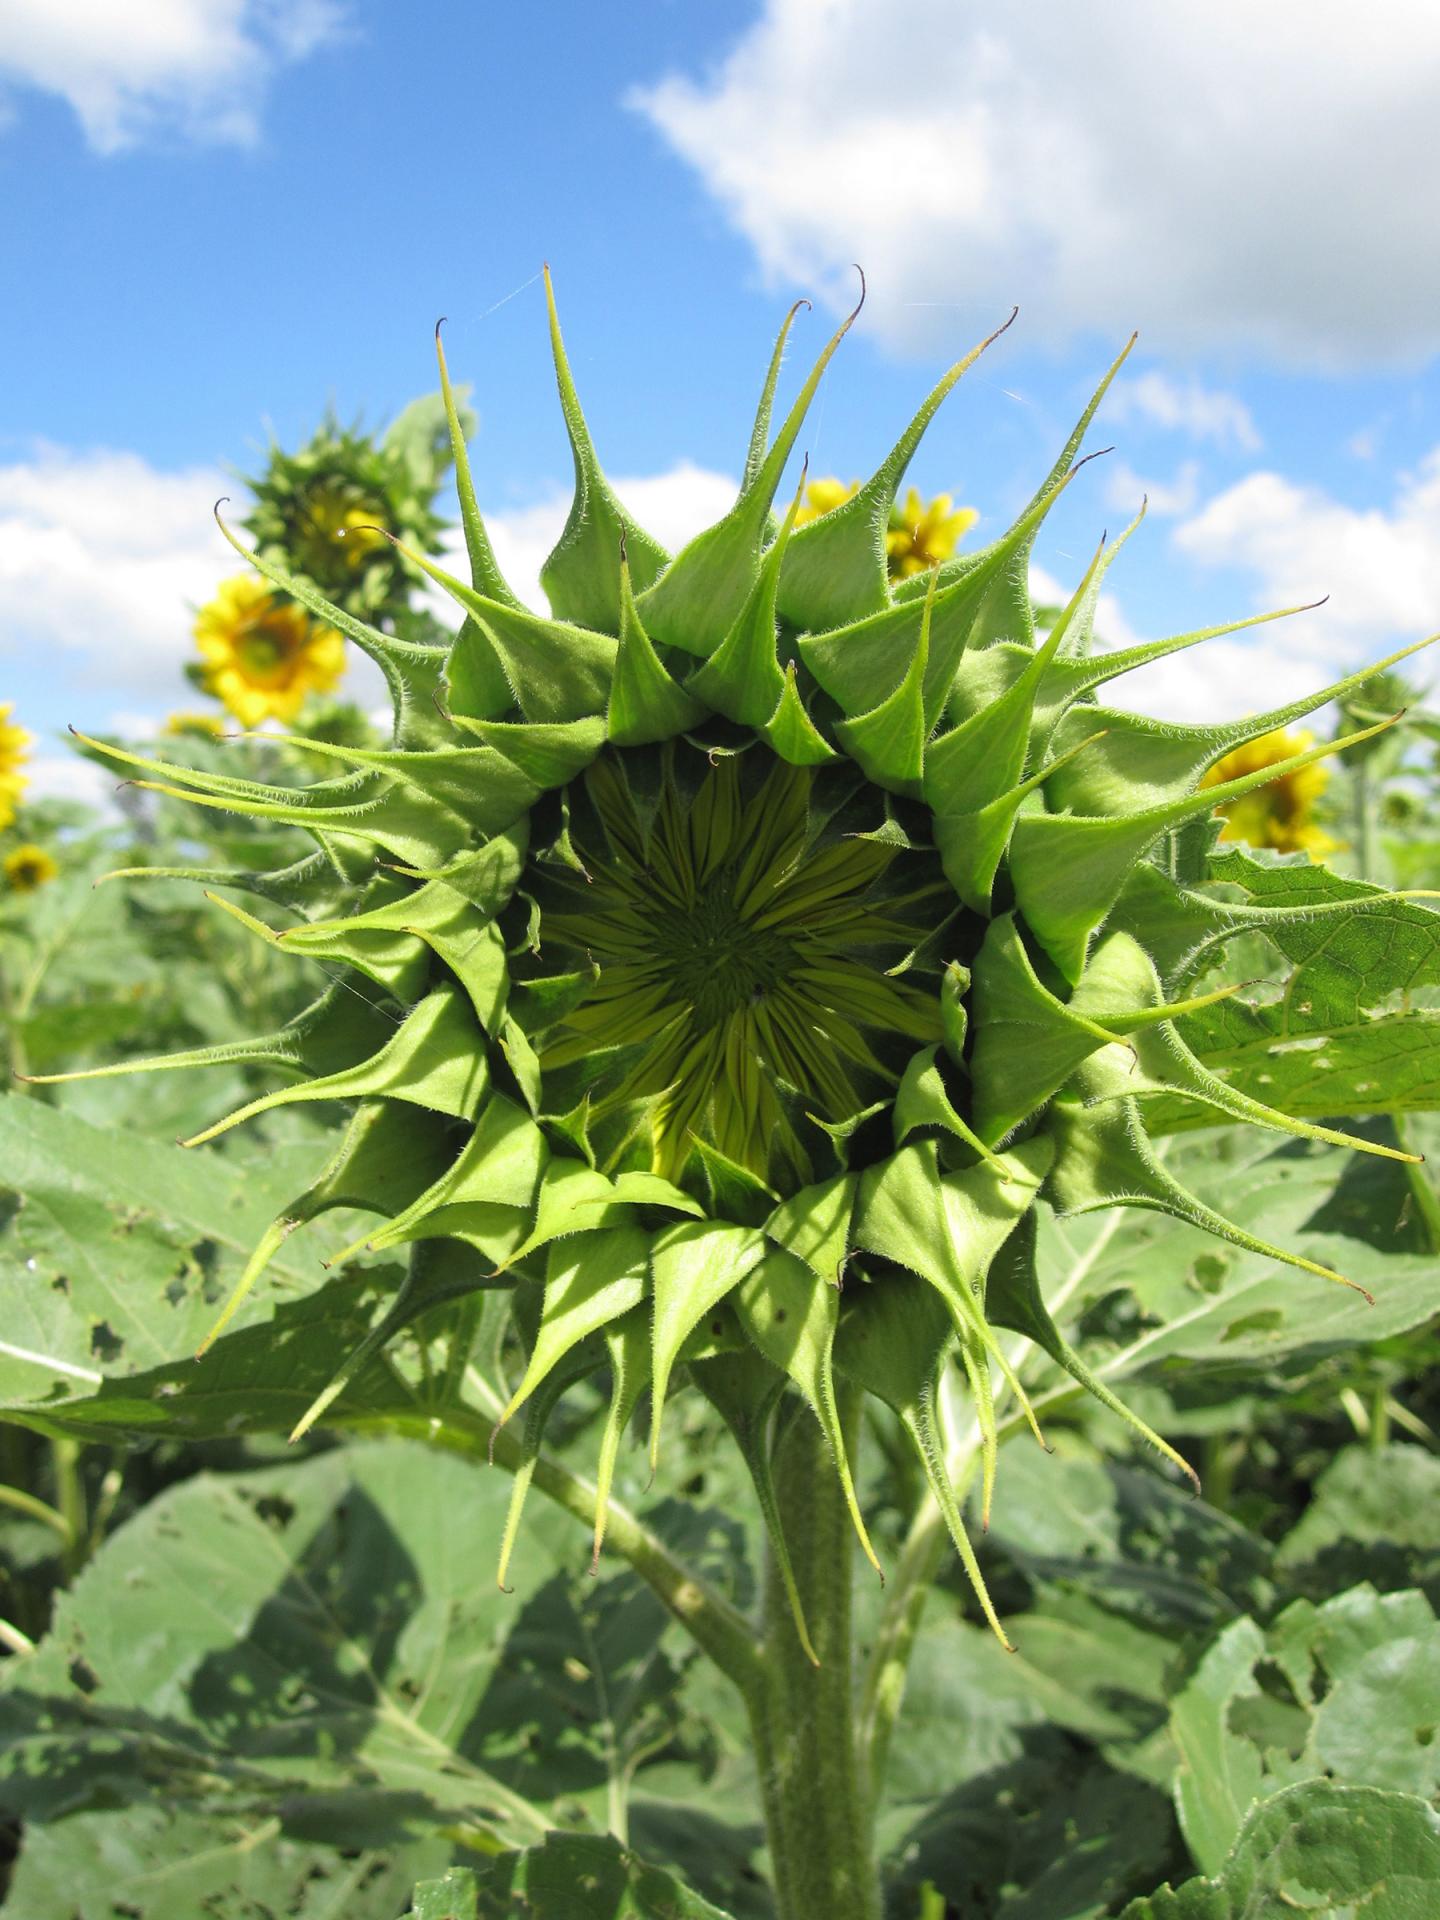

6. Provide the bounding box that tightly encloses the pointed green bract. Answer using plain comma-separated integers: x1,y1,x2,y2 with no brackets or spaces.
1012,713,1402,983
777,309,1016,631
835,1269,1012,1646
637,286,864,656
736,1245,883,1576
538,266,670,630
76,289,1440,1618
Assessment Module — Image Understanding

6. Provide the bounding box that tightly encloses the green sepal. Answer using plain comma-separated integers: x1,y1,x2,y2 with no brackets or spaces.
266,733,540,840
196,1100,458,1355
777,311,1015,631
638,290,862,656
496,1329,608,1592
344,1094,549,1267
539,266,670,631
591,1304,651,1570
279,847,523,1027
764,1172,857,1286
1044,633,1438,817
893,332,1136,642
743,298,809,492
735,1244,883,1577
73,731,473,871
690,1344,819,1664
799,452,1090,730
507,964,600,1040
1011,712,1400,983
606,554,707,746
832,567,935,794
930,723,1107,914
495,1223,650,1430
181,982,491,1148
199,877,431,1002
213,507,450,749
922,531,1109,818
763,663,840,766
939,961,969,1066
684,470,806,724
495,1157,700,1275
987,1209,1201,1489
967,916,1238,1147
448,716,606,792
17,974,394,1091
893,1046,1010,1173
853,1139,1052,1449
689,1137,777,1226
382,546,618,723
97,848,350,918
834,1270,1012,1647
1078,988,1417,1168
435,321,524,610
1043,1093,1358,1296
649,1220,767,1469
288,1241,495,1447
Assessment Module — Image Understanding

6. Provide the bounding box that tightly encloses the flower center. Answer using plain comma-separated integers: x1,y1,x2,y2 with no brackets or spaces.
522,745,946,1185
655,871,798,1028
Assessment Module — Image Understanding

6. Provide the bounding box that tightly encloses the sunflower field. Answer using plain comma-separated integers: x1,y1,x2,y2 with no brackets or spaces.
3,291,1440,1920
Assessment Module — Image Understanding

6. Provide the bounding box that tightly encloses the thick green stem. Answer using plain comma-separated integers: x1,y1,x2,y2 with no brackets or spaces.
747,1391,881,1920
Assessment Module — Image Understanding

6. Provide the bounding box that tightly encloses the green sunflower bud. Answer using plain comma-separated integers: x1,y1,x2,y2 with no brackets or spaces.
61,278,1438,1649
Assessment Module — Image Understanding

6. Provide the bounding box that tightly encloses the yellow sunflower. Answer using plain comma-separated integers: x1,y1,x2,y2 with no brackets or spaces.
4,844,58,893
1200,726,1339,857
793,476,860,525
885,486,979,578
193,577,346,728
0,704,32,832
793,478,978,579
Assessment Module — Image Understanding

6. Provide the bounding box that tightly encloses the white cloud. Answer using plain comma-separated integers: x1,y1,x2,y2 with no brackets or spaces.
0,0,345,153
0,444,233,711
632,0,1440,366
1173,452,1440,660
1103,459,1201,520
1107,374,1260,451
471,461,739,613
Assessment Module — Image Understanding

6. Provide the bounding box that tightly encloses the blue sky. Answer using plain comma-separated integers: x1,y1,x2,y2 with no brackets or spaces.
3,0,1439,799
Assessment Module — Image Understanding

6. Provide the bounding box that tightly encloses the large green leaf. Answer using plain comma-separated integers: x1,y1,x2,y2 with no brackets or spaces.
1121,1781,1440,1919
3,1805,441,1920
0,1440,744,1903
0,1095,357,1415
1169,1583,1440,1874
412,1835,736,1918
1033,1129,1440,1388
1275,1444,1440,1606
1148,847,1440,1122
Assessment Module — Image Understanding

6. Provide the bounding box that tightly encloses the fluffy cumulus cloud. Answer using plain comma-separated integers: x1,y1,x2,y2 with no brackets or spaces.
1174,452,1440,655
633,0,1440,366
1085,451,1440,721
0,444,231,712
1107,374,1260,451
0,0,345,152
